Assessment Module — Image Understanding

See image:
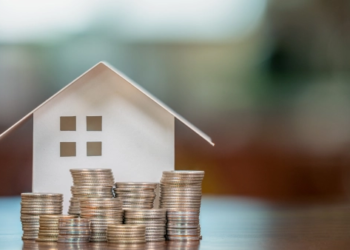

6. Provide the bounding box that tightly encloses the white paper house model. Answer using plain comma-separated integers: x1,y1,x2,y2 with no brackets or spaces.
0,62,213,211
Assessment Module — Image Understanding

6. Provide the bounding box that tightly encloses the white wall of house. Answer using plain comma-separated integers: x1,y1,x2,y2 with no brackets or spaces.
33,64,174,212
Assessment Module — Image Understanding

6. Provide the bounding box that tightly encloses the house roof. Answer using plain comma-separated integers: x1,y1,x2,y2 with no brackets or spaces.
0,62,214,146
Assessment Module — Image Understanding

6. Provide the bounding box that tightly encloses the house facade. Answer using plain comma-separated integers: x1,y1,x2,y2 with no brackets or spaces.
0,62,213,212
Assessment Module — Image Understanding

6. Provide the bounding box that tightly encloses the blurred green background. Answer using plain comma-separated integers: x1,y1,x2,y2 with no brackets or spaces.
1,0,350,202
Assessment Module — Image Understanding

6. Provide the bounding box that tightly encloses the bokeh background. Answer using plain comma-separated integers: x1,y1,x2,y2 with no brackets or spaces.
1,0,350,202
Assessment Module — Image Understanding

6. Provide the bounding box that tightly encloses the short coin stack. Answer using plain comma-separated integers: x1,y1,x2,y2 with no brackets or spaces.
80,198,123,242
159,171,204,210
107,225,146,244
36,215,77,242
68,169,115,215
113,182,158,209
124,209,167,242
21,193,63,240
167,210,201,241
58,218,91,243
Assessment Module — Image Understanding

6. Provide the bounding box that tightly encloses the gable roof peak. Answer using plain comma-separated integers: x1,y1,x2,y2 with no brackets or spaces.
0,61,214,146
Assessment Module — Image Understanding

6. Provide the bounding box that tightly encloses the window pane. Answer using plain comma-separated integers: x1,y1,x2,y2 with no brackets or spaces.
87,142,102,156
87,116,102,131
60,142,76,157
60,116,76,131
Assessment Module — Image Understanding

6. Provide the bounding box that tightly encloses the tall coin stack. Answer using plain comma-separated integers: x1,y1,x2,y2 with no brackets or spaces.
159,171,204,210
80,198,123,242
58,218,91,243
68,169,115,215
113,183,158,209
107,225,146,244
36,215,77,242
124,209,167,242
159,170,204,241
167,210,201,241
21,193,63,240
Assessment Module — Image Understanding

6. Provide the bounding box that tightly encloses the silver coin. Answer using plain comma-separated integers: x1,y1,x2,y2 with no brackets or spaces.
125,217,166,221
145,226,166,230
167,214,199,218
167,209,200,213
22,201,63,205
126,216,166,221
59,217,90,222
146,232,166,236
57,239,90,243
107,239,146,244
36,238,58,242
70,168,112,172
115,182,157,187
161,200,201,204
167,223,199,229
162,170,204,175
167,236,201,241
167,228,201,232
72,186,113,189
145,237,165,241
21,193,63,197
58,235,91,239
59,230,91,235
80,211,123,215
90,217,124,222
73,183,113,186
21,201,63,205
79,197,121,201
122,205,154,209
160,192,202,196
107,230,146,234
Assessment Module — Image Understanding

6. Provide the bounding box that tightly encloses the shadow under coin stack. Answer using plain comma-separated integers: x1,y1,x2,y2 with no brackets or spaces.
167,210,201,241
124,209,167,242
80,198,123,242
58,218,91,243
107,225,146,244
159,170,204,241
113,183,158,209
68,169,115,215
36,215,77,242
21,193,63,240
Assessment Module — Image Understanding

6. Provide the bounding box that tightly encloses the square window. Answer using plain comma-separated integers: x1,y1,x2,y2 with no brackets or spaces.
87,142,102,156
60,116,76,131
87,116,102,131
60,142,76,157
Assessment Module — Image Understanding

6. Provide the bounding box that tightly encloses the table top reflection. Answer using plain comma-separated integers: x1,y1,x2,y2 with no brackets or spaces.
1,196,350,250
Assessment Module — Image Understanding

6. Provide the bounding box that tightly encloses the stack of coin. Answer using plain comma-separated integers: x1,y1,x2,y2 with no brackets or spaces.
68,169,114,215
107,225,146,244
36,215,77,242
58,218,91,243
113,182,158,209
159,171,204,210
167,210,201,241
21,193,63,240
124,209,167,242
80,198,123,242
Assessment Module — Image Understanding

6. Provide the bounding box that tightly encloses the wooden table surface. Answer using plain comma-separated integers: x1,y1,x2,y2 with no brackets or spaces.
1,196,350,250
